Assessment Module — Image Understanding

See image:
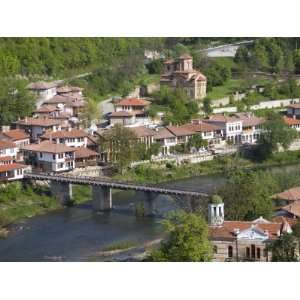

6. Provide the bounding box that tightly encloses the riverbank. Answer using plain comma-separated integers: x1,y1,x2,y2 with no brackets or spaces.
0,182,62,236
114,149,300,184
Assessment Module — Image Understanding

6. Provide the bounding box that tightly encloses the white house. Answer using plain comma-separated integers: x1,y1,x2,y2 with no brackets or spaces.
207,114,243,144
153,127,177,155
27,81,57,102
233,113,265,144
40,128,88,148
22,141,75,173
0,140,18,159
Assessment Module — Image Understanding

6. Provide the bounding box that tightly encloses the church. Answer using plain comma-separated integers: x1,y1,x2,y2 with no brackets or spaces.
208,196,294,262
160,54,207,100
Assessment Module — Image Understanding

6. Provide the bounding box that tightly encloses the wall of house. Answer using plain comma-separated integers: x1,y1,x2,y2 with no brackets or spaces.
0,147,18,158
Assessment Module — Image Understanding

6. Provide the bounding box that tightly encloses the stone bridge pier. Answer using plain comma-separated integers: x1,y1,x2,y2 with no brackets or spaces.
50,181,73,206
135,191,157,216
92,185,112,211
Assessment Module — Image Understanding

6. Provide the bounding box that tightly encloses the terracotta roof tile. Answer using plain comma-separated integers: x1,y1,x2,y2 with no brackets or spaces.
0,140,17,149
166,125,195,137
153,127,175,140
22,141,75,154
280,202,300,218
0,163,28,172
129,126,155,138
15,117,60,127
1,129,29,141
116,98,151,107
283,116,300,126
74,147,99,159
209,220,283,241
41,129,87,139
273,187,300,202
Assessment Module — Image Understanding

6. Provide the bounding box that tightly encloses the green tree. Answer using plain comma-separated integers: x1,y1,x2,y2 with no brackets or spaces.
203,97,213,115
0,79,35,126
267,233,298,262
256,112,298,160
80,97,101,127
149,211,213,262
187,134,208,151
218,170,275,221
101,124,139,174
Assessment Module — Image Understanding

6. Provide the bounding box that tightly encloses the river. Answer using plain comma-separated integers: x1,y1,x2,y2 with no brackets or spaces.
0,163,299,262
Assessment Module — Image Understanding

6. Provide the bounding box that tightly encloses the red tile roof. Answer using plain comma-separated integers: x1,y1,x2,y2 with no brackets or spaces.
234,113,265,127
15,117,60,127
280,202,300,218
116,98,151,107
129,126,155,138
209,114,241,123
0,156,14,162
34,105,58,113
209,220,283,241
273,186,300,202
41,129,88,139
166,125,195,137
0,163,28,173
181,121,222,132
153,128,175,140
283,116,300,126
22,141,75,154
1,129,29,141
0,140,17,149
74,147,99,159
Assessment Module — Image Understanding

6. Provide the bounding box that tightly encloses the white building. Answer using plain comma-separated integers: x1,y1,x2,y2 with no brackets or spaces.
0,140,18,160
233,113,265,144
40,128,88,148
153,127,177,155
22,141,75,173
207,114,243,144
27,81,57,102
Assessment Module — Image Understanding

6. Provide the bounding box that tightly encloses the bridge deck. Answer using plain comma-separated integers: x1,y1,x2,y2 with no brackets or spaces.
24,173,208,197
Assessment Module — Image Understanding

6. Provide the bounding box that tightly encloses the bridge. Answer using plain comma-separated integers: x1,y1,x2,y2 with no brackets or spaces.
24,173,208,216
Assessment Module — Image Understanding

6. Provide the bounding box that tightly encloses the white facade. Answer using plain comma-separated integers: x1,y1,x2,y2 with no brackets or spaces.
225,121,243,143
36,151,75,172
33,87,57,101
0,146,18,158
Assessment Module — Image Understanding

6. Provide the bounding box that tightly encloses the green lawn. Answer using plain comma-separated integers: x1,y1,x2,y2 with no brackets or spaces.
206,79,243,100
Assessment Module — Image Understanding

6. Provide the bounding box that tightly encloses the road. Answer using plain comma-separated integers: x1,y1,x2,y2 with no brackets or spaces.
199,40,253,58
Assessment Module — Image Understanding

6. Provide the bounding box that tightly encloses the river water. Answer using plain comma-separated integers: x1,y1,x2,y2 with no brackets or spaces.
0,163,299,262
0,174,225,262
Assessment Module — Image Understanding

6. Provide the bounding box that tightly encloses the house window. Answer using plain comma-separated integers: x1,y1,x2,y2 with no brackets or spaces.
53,154,56,160
213,245,218,254
39,152,43,158
228,246,233,258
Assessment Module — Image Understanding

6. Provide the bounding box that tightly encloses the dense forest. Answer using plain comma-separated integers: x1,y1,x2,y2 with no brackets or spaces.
1,37,300,126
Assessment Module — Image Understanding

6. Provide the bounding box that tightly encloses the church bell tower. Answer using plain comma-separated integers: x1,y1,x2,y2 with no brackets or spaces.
208,195,224,226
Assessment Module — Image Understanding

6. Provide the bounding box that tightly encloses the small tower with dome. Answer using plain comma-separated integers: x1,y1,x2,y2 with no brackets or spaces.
208,195,224,226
